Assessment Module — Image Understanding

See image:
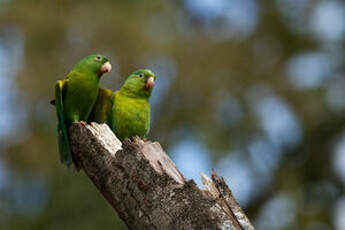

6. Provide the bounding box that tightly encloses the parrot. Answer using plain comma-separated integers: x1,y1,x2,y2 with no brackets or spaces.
51,54,112,168
88,69,156,141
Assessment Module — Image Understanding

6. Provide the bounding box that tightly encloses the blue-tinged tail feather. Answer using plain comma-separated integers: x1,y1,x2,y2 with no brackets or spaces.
55,80,73,168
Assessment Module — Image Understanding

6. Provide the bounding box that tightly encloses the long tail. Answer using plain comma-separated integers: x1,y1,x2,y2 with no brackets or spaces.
55,81,73,168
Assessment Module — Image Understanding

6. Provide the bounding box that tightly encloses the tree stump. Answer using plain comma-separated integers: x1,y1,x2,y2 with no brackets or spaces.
69,122,254,230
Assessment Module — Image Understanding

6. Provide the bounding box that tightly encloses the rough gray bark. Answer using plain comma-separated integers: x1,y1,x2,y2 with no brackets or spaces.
69,122,254,230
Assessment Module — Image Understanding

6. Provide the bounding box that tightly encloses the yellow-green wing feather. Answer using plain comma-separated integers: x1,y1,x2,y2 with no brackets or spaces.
88,88,114,125
55,80,72,167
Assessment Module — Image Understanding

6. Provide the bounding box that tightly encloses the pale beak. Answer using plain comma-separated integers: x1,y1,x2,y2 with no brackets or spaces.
100,61,112,74
145,76,155,90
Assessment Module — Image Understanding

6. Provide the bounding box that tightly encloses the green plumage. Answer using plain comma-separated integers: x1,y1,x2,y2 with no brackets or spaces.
88,87,114,124
53,54,111,167
89,69,156,141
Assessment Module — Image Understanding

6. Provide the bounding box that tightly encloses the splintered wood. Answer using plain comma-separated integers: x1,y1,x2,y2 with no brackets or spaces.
69,122,254,230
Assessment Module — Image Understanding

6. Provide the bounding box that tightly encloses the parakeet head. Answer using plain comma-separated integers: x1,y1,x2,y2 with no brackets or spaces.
120,69,156,98
73,54,112,77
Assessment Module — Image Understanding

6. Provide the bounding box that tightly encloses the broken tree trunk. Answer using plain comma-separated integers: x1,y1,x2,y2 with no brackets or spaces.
69,122,254,230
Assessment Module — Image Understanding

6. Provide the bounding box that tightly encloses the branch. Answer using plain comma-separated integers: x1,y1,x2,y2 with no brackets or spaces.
69,122,254,230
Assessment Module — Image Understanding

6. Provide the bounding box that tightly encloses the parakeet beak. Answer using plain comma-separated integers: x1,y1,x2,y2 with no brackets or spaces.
145,77,155,91
99,62,112,75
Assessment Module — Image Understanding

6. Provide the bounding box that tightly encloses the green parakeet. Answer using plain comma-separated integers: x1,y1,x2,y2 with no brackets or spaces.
52,54,112,168
88,69,156,141
112,69,156,141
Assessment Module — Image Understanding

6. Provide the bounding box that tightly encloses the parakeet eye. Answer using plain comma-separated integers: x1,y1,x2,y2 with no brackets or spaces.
138,73,144,78
95,56,102,61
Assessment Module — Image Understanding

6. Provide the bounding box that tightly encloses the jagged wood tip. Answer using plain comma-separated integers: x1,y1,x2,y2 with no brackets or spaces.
68,122,254,230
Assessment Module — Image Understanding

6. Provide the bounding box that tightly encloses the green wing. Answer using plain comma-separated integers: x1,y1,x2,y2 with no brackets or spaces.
55,80,72,167
88,87,115,127
107,93,115,130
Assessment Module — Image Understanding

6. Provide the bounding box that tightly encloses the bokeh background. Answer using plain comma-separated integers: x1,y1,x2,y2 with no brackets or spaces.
0,0,344,229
